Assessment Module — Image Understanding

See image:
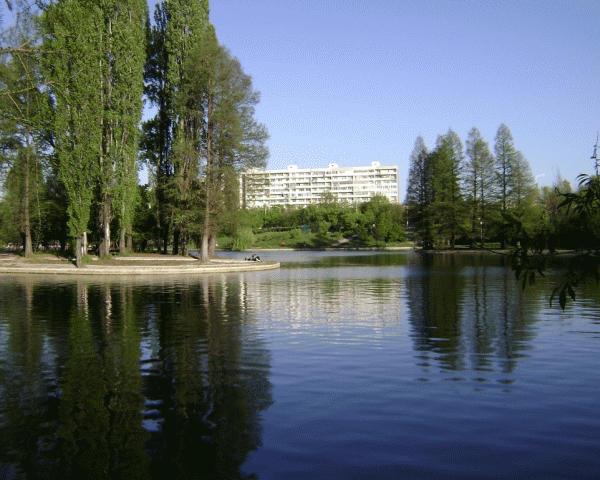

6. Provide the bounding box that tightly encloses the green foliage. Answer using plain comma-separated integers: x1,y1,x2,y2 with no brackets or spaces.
405,136,431,245
0,201,20,243
165,24,269,260
131,185,156,252
232,226,254,251
404,125,538,250
507,170,600,309
0,12,52,255
464,127,496,248
248,196,406,248
41,0,104,264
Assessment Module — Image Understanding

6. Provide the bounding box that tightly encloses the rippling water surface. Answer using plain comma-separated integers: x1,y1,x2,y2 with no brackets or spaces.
0,251,599,479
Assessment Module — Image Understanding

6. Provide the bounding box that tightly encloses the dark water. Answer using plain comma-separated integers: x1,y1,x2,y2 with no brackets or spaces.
0,251,599,479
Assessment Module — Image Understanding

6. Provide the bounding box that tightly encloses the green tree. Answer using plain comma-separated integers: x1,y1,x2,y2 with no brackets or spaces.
95,0,148,256
142,1,172,252
464,127,495,248
494,123,517,247
180,31,268,261
42,0,104,267
142,0,209,255
509,144,600,309
427,129,466,247
1,9,51,256
505,150,540,235
509,151,536,211
365,195,399,243
405,136,433,247
539,174,572,243
2,148,46,251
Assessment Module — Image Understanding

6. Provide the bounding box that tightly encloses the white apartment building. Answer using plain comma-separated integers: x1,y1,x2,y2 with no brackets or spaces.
241,162,399,208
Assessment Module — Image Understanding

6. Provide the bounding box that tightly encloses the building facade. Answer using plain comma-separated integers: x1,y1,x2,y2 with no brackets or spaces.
241,162,399,208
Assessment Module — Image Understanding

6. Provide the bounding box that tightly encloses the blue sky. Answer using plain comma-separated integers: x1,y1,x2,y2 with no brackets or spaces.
207,0,600,197
2,0,599,198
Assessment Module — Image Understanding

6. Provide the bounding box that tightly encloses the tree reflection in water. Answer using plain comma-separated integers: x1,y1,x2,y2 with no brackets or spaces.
405,252,538,377
0,275,272,480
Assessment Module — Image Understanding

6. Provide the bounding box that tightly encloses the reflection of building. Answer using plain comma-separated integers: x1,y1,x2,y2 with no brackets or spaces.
241,162,399,208
242,268,406,339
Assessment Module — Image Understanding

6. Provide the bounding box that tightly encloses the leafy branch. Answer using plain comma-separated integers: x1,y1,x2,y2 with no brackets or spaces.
503,174,600,309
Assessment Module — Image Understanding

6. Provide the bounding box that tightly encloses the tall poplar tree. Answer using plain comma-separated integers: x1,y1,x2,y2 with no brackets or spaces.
142,0,209,254
99,0,148,255
142,2,171,252
42,0,103,267
41,0,146,262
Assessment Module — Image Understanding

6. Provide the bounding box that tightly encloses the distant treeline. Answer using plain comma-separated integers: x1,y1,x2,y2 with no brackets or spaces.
404,125,598,250
236,194,406,250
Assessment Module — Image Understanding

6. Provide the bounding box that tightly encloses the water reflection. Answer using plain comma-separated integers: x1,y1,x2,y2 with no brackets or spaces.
242,252,545,379
404,252,537,376
0,275,272,479
1,252,599,480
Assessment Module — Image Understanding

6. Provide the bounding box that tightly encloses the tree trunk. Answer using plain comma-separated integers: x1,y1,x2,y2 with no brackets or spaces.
173,229,179,255
99,202,111,257
119,202,126,254
155,206,162,253
119,227,126,255
75,236,83,268
162,224,169,255
23,148,33,257
181,234,187,256
200,228,209,262
126,225,133,251
82,232,87,257
208,233,216,257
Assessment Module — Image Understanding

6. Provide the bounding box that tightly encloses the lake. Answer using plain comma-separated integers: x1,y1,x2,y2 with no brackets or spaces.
0,251,598,479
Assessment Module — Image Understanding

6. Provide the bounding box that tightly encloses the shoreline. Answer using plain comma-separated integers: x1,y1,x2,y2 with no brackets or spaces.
0,246,529,275
0,254,280,276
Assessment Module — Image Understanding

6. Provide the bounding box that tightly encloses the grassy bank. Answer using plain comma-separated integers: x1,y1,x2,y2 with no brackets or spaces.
217,230,413,250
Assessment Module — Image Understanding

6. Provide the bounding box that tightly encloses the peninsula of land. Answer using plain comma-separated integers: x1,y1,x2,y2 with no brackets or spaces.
0,253,279,276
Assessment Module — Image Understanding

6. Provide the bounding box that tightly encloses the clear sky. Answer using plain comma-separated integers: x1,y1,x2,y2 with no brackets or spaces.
207,0,600,198
2,1,599,198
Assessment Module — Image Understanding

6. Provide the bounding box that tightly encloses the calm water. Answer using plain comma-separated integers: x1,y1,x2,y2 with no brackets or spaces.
0,251,599,479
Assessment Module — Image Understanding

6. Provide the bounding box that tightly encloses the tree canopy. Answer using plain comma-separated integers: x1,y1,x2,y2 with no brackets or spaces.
1,0,268,264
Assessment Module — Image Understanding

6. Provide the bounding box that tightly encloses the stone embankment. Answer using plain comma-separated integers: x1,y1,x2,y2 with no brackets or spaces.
0,254,279,276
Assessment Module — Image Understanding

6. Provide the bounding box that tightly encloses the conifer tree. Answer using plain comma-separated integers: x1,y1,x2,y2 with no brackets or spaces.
464,127,494,248
405,136,434,247
510,150,536,211
494,123,517,247
180,29,268,261
428,128,465,247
